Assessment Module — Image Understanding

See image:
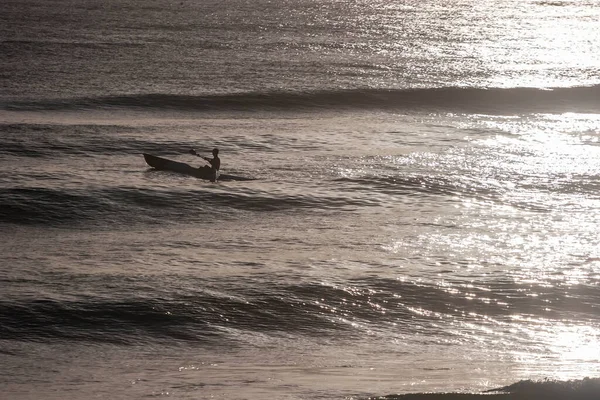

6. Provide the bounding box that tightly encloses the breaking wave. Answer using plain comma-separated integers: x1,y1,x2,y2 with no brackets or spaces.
373,377,600,399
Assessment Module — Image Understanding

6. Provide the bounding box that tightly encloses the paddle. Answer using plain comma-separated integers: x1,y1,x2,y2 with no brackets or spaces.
189,148,210,161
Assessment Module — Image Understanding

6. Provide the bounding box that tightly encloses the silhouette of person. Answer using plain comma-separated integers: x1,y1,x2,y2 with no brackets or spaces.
200,148,220,182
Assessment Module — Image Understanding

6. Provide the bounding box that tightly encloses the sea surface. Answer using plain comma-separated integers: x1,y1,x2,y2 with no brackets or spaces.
1,0,600,399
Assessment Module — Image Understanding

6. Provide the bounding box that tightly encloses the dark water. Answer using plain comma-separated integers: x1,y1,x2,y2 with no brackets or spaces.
3,86,600,113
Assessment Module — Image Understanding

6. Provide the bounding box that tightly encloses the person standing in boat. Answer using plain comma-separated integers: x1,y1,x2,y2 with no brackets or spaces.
193,148,220,182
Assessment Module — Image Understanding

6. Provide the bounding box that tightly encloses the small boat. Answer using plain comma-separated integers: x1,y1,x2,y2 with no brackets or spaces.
143,153,255,182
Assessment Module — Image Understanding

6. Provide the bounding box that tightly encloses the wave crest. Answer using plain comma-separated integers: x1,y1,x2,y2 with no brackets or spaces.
377,377,600,399
4,86,600,113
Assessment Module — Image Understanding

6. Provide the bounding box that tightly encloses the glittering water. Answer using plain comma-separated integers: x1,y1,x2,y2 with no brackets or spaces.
1,0,599,399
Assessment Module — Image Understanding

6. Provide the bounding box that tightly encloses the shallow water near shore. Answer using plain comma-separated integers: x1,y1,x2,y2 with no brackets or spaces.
2,108,599,399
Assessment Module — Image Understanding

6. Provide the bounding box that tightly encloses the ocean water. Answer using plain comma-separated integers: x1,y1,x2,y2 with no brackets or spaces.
1,0,600,399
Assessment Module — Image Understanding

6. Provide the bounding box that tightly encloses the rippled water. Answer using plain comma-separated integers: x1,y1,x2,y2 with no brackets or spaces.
1,0,600,399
